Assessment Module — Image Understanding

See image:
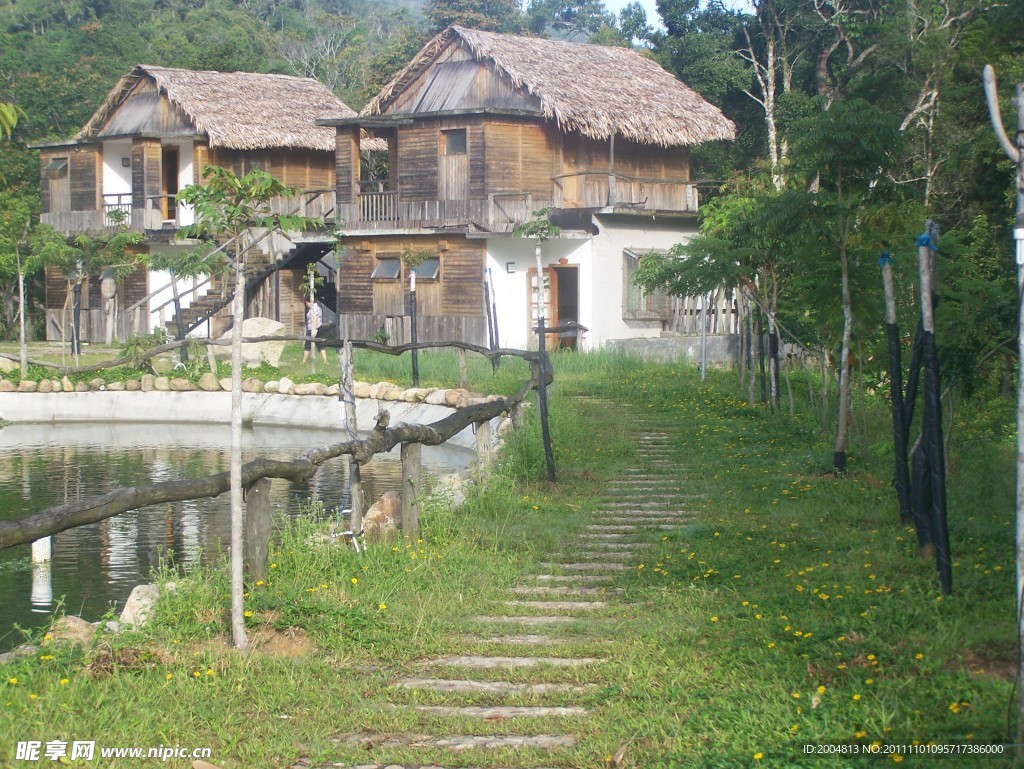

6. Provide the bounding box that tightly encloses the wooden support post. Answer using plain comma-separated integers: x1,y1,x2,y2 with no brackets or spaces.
458,346,469,390
475,419,493,481
401,442,422,539
206,343,218,375
244,477,272,581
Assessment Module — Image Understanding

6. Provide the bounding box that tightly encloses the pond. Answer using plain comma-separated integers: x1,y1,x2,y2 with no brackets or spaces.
0,421,470,651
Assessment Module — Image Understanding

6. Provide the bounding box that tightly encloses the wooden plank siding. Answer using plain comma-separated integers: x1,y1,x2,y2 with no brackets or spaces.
336,235,484,341
131,139,162,211
203,147,335,191
70,146,101,212
335,128,359,204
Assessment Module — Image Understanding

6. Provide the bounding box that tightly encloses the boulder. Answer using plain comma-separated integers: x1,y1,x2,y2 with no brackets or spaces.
169,378,195,392
140,374,156,392
445,388,471,408
47,616,96,647
277,377,294,395
264,380,279,393
50,379,62,392
242,378,264,393
325,383,340,397
363,491,402,542
119,584,160,628
219,378,232,391
0,357,15,373
61,376,74,391
403,387,430,403
37,378,52,394
107,381,125,392
425,389,449,406
217,317,287,368
368,381,389,399
17,380,37,393
151,357,174,375
125,379,141,391
292,382,327,396
198,373,220,392
353,381,371,398
74,382,89,393
89,377,105,390
0,379,15,392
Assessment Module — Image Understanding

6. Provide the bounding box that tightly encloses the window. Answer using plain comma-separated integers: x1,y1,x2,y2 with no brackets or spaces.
441,129,467,155
371,257,401,280
43,157,68,174
413,257,440,280
623,249,671,321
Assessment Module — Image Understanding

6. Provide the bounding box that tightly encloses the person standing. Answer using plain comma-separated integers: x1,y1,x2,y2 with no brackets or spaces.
302,298,327,363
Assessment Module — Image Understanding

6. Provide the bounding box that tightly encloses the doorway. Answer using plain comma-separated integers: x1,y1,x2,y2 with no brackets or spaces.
553,265,579,350
162,147,179,223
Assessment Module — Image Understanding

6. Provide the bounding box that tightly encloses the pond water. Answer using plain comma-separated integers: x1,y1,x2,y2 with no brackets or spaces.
0,422,470,651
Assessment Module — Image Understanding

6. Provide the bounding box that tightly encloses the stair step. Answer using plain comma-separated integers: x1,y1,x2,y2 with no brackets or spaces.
336,733,577,751
394,678,597,694
424,655,602,669
403,704,590,718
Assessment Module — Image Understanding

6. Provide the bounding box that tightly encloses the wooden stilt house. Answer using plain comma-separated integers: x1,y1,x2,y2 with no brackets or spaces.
34,66,366,343
322,26,736,349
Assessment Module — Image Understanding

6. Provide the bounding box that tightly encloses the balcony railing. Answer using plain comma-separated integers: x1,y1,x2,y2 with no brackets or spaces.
552,172,698,212
337,191,546,233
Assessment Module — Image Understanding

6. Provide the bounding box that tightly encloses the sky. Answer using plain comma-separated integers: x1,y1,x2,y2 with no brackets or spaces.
601,0,755,33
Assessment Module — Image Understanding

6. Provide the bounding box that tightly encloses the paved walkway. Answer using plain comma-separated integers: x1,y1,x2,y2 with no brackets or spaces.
298,404,695,769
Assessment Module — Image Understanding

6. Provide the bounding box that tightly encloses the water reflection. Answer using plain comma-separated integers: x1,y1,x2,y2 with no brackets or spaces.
0,421,469,650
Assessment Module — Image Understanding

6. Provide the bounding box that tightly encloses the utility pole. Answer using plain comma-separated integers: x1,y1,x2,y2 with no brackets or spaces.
982,63,1024,754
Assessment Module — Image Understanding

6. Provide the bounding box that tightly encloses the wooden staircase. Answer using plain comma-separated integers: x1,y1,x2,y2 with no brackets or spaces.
164,249,278,338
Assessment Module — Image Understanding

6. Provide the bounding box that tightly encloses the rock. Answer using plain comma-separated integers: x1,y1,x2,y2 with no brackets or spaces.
0,357,15,373
277,376,294,395
107,381,126,392
0,644,38,664
292,382,327,396
37,378,52,394
62,376,74,391
368,381,389,399
119,584,160,628
0,379,15,392
169,378,195,391
47,616,96,647
198,373,220,391
353,381,371,398
50,379,62,392
17,380,37,393
74,382,89,392
151,357,174,375
425,389,449,406
242,378,264,393
382,386,405,401
264,380,279,393
105,621,121,634
125,379,141,391
497,417,515,437
363,491,402,543
434,472,469,508
325,383,340,397
89,377,105,390
153,377,171,391
403,387,430,403
140,374,156,392
217,317,287,367
445,388,471,408
219,378,232,391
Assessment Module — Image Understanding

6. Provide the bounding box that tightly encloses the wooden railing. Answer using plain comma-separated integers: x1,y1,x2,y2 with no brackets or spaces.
337,192,548,232
552,172,699,212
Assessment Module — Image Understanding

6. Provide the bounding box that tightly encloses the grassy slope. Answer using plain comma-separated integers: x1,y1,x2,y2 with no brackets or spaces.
0,351,1015,768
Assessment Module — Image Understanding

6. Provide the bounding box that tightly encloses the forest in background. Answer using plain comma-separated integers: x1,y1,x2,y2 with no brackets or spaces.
1,0,1023,410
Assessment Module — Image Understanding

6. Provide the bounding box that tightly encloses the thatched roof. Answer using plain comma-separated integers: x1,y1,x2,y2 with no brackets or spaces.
77,65,354,151
363,26,736,147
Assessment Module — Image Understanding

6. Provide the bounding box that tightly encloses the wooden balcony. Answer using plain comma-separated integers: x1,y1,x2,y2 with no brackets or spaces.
553,172,698,213
335,189,548,233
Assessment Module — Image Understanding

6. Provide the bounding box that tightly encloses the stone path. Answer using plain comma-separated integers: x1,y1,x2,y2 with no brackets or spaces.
310,408,695,769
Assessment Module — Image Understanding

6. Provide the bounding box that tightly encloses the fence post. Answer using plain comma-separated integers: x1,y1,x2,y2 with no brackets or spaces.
244,477,272,581
458,347,469,390
475,419,493,481
342,340,364,534
401,442,422,539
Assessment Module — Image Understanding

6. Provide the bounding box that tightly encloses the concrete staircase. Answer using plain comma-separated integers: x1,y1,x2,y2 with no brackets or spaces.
305,404,697,768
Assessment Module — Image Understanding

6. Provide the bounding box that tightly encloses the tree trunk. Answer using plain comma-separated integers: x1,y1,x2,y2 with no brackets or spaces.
834,240,853,474
229,255,248,651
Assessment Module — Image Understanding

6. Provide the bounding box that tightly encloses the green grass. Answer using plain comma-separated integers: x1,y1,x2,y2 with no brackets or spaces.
0,352,1016,767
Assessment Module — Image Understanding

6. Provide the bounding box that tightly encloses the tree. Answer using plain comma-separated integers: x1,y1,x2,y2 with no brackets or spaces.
176,165,316,651
427,0,525,33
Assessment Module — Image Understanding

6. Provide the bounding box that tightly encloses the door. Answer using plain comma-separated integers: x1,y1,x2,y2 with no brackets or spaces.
553,265,579,349
162,147,179,223
527,267,559,349
438,128,468,201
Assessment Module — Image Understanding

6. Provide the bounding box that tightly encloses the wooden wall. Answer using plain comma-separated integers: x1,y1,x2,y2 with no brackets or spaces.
44,256,149,342
562,134,690,181
337,235,483,320
197,146,335,190
483,121,558,199
131,139,162,211
70,146,101,211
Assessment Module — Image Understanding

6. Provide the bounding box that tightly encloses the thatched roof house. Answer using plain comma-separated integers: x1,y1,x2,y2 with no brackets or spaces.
77,65,353,151
362,25,735,147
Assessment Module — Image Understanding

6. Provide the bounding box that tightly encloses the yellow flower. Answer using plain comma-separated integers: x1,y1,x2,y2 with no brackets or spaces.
255,580,264,586
59,678,69,685
29,693,37,699
711,616,719,622
817,685,826,694
866,678,874,685
7,677,16,685
792,692,800,699
244,610,253,618
192,671,201,678
378,603,387,611
753,752,763,760
768,642,776,649
206,669,215,676
915,653,923,660
166,674,173,680
853,694,862,701
269,563,278,569
38,654,54,661
350,578,358,585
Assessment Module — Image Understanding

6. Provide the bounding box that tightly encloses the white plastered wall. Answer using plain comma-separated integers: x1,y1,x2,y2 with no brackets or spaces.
176,139,195,227
586,214,699,347
101,140,132,202
485,236,592,350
